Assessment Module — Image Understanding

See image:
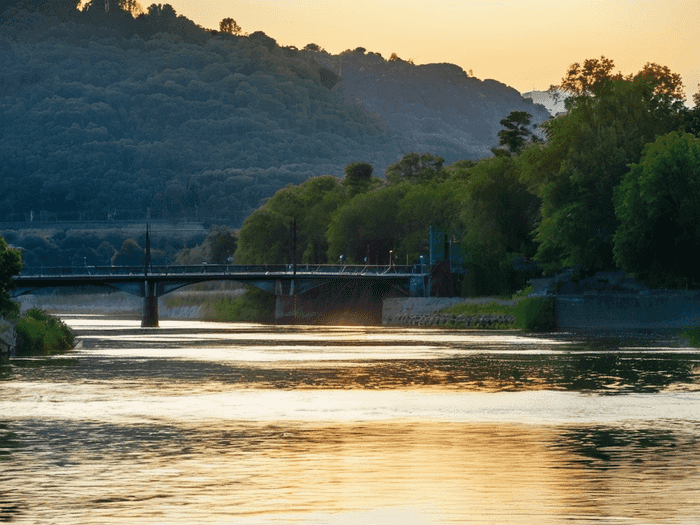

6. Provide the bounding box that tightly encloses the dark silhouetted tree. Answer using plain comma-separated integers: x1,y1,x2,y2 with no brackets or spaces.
497,111,537,155
303,43,323,52
219,17,241,35
0,236,23,317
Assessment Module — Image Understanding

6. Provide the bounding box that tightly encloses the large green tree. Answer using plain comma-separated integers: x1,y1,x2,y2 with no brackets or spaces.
0,236,23,318
613,131,700,288
234,176,345,264
386,153,445,185
496,111,539,155
450,156,539,295
530,57,685,274
342,162,378,198
326,184,410,264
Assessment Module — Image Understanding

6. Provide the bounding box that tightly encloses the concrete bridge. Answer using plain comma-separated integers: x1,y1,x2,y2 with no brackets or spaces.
12,263,431,326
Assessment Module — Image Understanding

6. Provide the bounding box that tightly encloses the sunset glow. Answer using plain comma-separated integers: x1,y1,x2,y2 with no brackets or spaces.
162,0,699,100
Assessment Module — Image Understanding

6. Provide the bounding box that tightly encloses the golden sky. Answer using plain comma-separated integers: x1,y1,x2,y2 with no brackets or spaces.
165,0,699,101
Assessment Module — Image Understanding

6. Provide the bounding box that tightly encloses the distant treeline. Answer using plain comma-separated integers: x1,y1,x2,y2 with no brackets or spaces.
2,226,208,268
1,4,546,227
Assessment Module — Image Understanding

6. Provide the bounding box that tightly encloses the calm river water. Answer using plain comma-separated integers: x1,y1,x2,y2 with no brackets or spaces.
2,316,700,524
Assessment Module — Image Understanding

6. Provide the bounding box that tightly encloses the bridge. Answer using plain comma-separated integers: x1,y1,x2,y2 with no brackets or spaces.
12,263,431,326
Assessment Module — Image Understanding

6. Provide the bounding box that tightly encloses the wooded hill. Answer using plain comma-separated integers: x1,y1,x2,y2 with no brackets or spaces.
0,7,548,226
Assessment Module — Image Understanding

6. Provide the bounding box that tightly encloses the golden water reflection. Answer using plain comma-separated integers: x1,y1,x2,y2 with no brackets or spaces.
5,420,700,524
2,317,700,523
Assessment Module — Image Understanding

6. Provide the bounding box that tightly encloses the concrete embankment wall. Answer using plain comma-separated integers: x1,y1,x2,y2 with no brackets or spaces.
555,292,700,329
382,297,515,327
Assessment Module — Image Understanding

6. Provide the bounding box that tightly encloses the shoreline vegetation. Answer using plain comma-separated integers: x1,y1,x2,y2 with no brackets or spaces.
14,308,75,356
18,287,557,332
10,290,700,349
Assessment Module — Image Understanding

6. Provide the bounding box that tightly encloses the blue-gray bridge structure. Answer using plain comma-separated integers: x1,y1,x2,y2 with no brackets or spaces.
12,263,431,326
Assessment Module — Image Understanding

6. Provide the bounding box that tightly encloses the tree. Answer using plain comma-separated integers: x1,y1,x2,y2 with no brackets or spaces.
531,59,686,274
613,132,700,288
111,239,143,266
342,161,375,197
632,62,685,102
81,0,141,15
458,156,540,295
206,226,238,264
560,56,621,97
386,153,445,185
303,43,324,52
219,17,241,35
0,236,23,318
326,185,409,264
234,176,345,265
496,111,538,155
234,208,291,264
2,0,81,18
388,53,401,62
694,83,700,107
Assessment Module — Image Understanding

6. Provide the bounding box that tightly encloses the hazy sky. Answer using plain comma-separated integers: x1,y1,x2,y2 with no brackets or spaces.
164,0,699,101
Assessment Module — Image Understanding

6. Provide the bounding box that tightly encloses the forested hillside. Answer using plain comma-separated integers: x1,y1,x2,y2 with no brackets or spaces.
0,6,547,226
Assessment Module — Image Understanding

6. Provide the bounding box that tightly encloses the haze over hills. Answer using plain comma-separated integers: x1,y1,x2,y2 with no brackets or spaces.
522,90,567,116
0,8,550,227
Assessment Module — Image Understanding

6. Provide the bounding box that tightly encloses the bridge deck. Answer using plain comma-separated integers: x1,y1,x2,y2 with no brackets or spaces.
15,264,425,281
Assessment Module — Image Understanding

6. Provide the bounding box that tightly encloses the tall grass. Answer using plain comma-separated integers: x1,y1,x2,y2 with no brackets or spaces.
202,287,275,323
15,309,75,356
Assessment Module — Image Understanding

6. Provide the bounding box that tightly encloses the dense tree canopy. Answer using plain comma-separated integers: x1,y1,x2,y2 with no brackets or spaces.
385,153,445,184
530,59,686,274
0,236,23,317
175,225,238,264
613,132,700,288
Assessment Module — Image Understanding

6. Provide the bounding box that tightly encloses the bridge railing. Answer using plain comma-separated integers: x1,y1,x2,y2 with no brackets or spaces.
18,263,427,278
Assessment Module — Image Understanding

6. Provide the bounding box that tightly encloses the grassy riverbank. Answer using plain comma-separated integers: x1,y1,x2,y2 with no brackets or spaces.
438,294,556,332
14,309,75,356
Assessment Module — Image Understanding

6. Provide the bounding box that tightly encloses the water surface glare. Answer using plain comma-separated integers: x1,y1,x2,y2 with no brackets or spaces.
2,317,699,524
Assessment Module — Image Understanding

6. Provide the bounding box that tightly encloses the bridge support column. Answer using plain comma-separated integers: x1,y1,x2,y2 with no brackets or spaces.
275,294,297,324
142,280,159,327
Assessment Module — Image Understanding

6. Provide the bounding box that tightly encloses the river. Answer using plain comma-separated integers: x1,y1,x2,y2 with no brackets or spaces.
2,316,700,524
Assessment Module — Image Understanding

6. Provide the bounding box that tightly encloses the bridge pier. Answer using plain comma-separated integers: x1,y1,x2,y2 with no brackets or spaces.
275,295,297,324
142,280,159,327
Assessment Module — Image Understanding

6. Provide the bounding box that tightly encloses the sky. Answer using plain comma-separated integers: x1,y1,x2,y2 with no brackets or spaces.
162,0,699,102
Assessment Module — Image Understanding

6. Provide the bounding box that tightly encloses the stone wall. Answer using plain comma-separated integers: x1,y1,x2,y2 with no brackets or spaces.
382,297,516,328
556,292,700,329
0,317,17,358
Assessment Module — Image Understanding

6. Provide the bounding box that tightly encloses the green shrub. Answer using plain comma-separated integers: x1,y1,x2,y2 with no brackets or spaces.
682,327,700,347
15,309,75,356
204,287,275,323
513,297,555,332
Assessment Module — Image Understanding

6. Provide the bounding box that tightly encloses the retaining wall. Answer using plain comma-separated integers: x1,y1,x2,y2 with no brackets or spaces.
382,297,516,328
555,292,700,329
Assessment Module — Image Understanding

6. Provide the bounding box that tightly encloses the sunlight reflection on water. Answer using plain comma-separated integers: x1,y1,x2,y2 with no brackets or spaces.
2,317,700,524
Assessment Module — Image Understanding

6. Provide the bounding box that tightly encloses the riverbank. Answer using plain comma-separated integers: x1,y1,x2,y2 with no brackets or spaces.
15,290,244,321
1,309,75,358
382,297,517,328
